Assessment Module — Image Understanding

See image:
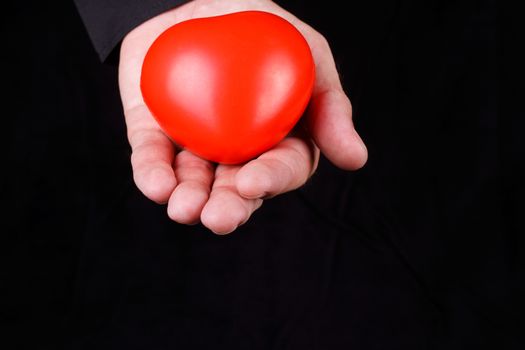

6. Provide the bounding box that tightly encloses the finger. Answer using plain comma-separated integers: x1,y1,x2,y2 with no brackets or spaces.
235,134,319,199
126,105,177,204
305,33,368,170
201,165,263,235
167,150,214,225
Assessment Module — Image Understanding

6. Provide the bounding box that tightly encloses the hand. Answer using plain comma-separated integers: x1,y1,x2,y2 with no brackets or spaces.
118,0,368,234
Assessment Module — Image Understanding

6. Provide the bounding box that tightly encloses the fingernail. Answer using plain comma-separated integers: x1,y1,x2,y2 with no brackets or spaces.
239,189,268,200
354,130,368,155
212,228,235,235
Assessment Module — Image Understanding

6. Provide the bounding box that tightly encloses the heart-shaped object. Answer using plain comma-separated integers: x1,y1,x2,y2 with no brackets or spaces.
141,11,315,164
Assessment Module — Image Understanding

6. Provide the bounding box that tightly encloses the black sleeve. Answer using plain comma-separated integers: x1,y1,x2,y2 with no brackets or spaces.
73,0,190,62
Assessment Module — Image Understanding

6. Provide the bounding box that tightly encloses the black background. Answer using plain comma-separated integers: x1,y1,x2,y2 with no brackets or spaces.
2,0,523,349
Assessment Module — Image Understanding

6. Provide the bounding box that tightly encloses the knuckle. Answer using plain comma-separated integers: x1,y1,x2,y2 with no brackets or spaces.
311,31,330,51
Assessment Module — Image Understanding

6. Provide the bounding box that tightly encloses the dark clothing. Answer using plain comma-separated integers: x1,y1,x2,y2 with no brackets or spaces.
3,0,523,349
74,0,188,61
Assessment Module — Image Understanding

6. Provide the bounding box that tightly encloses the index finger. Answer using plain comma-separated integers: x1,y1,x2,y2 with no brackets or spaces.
235,132,319,199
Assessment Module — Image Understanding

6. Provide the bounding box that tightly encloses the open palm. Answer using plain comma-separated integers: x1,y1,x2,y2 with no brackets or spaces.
118,0,367,234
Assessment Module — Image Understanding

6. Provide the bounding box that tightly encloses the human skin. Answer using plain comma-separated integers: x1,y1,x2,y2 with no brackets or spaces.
119,0,368,234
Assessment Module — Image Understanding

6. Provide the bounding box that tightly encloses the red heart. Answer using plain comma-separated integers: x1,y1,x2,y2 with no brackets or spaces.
140,11,315,164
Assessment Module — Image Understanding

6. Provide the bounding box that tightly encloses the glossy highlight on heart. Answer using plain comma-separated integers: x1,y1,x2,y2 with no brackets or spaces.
140,11,315,164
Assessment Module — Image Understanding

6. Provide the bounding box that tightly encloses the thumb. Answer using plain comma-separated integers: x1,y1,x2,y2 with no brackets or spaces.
307,89,367,170
304,34,367,170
